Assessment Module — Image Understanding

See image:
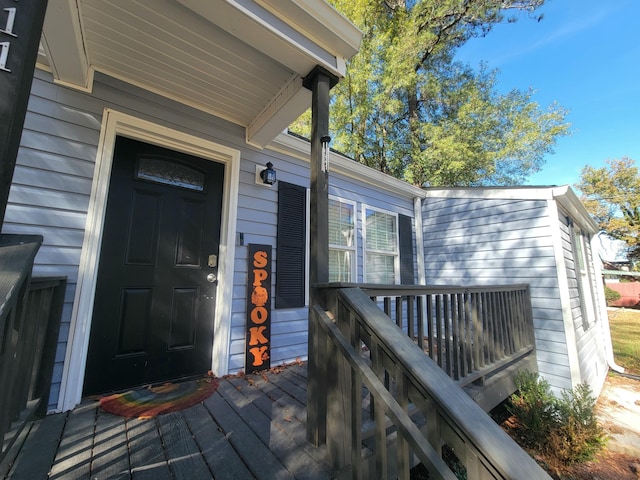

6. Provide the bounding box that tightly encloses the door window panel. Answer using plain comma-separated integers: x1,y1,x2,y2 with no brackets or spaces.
136,156,205,191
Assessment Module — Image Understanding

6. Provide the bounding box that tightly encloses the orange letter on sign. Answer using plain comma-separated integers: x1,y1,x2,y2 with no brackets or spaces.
253,250,268,268
248,326,268,346
249,346,269,367
253,269,268,287
250,306,268,324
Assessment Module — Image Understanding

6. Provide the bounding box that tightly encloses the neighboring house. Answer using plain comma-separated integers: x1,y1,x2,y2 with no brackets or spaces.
2,1,611,413
422,187,614,396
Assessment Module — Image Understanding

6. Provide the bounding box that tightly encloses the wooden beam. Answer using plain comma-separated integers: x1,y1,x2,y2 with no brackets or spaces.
305,65,336,447
0,0,49,227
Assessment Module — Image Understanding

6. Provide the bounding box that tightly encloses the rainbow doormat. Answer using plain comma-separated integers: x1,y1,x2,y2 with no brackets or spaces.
99,377,220,419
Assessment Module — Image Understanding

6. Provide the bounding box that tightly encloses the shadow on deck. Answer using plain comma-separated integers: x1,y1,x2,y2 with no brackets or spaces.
2,364,331,480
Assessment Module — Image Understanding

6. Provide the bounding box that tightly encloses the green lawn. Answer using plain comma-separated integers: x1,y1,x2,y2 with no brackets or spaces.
608,308,640,375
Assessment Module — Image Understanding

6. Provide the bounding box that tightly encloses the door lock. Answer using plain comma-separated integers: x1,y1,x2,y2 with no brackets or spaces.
208,254,218,268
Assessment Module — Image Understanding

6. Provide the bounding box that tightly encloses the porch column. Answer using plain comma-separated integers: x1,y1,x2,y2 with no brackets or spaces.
304,66,337,446
0,0,48,227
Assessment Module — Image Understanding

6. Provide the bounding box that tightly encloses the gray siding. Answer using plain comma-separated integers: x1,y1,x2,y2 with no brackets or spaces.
6,69,418,409
422,196,573,392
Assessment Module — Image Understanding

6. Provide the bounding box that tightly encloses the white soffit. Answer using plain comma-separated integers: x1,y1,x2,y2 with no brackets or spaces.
39,0,361,148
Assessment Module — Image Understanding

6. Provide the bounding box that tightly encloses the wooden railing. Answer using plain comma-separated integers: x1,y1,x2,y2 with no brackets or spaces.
0,235,66,464
307,285,549,479
358,284,537,409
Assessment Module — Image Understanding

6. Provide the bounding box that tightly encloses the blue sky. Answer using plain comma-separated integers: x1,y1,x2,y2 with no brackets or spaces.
454,0,640,188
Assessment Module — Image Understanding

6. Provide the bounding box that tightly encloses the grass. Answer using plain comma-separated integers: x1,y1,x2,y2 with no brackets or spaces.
608,308,640,376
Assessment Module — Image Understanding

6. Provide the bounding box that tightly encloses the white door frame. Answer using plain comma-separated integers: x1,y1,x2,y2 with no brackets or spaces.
58,109,240,412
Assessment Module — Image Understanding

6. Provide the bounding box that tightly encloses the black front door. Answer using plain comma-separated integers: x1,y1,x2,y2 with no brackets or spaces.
84,136,224,395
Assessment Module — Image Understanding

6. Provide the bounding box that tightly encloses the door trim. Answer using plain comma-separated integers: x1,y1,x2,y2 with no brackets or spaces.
59,109,240,411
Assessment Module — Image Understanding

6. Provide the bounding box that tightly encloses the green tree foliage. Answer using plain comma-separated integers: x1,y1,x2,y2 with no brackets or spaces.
290,0,570,186
576,158,640,260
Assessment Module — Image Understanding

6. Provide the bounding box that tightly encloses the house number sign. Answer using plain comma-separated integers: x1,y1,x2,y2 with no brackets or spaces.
0,1,18,72
245,244,272,374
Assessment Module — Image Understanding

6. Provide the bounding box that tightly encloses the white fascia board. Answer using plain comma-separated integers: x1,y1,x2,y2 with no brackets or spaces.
258,0,361,60
246,75,311,148
551,186,599,234
423,186,561,201
176,0,351,79
269,133,424,198
41,0,93,92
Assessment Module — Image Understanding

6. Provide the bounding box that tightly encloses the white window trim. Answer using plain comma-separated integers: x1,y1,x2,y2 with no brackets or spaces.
572,226,595,330
362,204,400,284
328,195,358,283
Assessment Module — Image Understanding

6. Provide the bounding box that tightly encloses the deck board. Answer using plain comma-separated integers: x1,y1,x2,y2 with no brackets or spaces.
92,411,130,479
157,412,212,479
1,366,338,480
126,417,171,480
5,412,66,479
49,403,96,479
181,403,253,479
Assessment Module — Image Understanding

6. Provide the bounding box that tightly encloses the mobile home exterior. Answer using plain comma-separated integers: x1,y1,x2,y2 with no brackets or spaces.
1,1,611,414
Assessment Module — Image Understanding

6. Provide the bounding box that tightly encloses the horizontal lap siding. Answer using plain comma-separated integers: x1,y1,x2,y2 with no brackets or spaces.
13,70,419,404
7,69,314,406
422,196,573,392
3,71,103,409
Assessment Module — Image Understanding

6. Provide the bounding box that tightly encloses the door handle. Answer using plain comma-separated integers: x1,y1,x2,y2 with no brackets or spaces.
206,273,217,283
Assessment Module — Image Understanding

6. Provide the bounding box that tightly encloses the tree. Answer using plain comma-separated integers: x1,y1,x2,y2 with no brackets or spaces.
576,158,640,261
290,0,570,186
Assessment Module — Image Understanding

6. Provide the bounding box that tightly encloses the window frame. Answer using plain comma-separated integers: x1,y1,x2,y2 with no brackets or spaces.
362,204,400,285
571,225,595,330
328,195,357,283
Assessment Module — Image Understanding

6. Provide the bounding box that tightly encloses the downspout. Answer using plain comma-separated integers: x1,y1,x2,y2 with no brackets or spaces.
591,233,625,373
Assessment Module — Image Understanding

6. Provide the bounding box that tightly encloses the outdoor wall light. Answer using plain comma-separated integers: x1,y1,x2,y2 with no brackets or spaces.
260,162,276,185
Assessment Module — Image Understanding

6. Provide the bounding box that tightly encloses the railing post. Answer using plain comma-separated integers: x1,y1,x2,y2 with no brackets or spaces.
307,304,327,446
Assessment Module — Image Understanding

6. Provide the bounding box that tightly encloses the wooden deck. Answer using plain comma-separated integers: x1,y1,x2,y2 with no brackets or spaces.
1,364,336,480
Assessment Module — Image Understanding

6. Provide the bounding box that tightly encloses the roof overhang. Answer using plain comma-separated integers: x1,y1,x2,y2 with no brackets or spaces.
38,0,361,148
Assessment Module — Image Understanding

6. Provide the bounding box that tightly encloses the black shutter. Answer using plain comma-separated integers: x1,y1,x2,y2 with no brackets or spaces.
399,214,415,285
276,182,307,308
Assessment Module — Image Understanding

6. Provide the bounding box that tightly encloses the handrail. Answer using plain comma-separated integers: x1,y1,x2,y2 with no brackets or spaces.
321,282,536,391
0,235,65,465
308,286,550,479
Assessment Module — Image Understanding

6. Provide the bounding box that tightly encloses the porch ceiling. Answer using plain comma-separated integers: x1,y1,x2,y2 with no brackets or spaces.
38,0,360,148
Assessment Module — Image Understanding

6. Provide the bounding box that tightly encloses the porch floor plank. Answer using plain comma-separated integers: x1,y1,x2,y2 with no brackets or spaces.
181,402,254,479
5,411,66,479
91,410,130,479
157,412,212,480
203,388,295,480
1,366,339,480
49,403,96,479
126,417,171,480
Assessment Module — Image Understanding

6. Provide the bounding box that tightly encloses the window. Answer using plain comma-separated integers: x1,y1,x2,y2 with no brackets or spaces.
571,225,595,330
363,206,399,284
328,197,356,282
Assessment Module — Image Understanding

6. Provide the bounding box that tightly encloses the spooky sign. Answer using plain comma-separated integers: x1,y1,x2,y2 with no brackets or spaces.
245,244,272,373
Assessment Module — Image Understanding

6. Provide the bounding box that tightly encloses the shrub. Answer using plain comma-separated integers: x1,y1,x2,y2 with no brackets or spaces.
547,383,607,464
508,371,607,465
508,371,558,449
604,286,621,305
